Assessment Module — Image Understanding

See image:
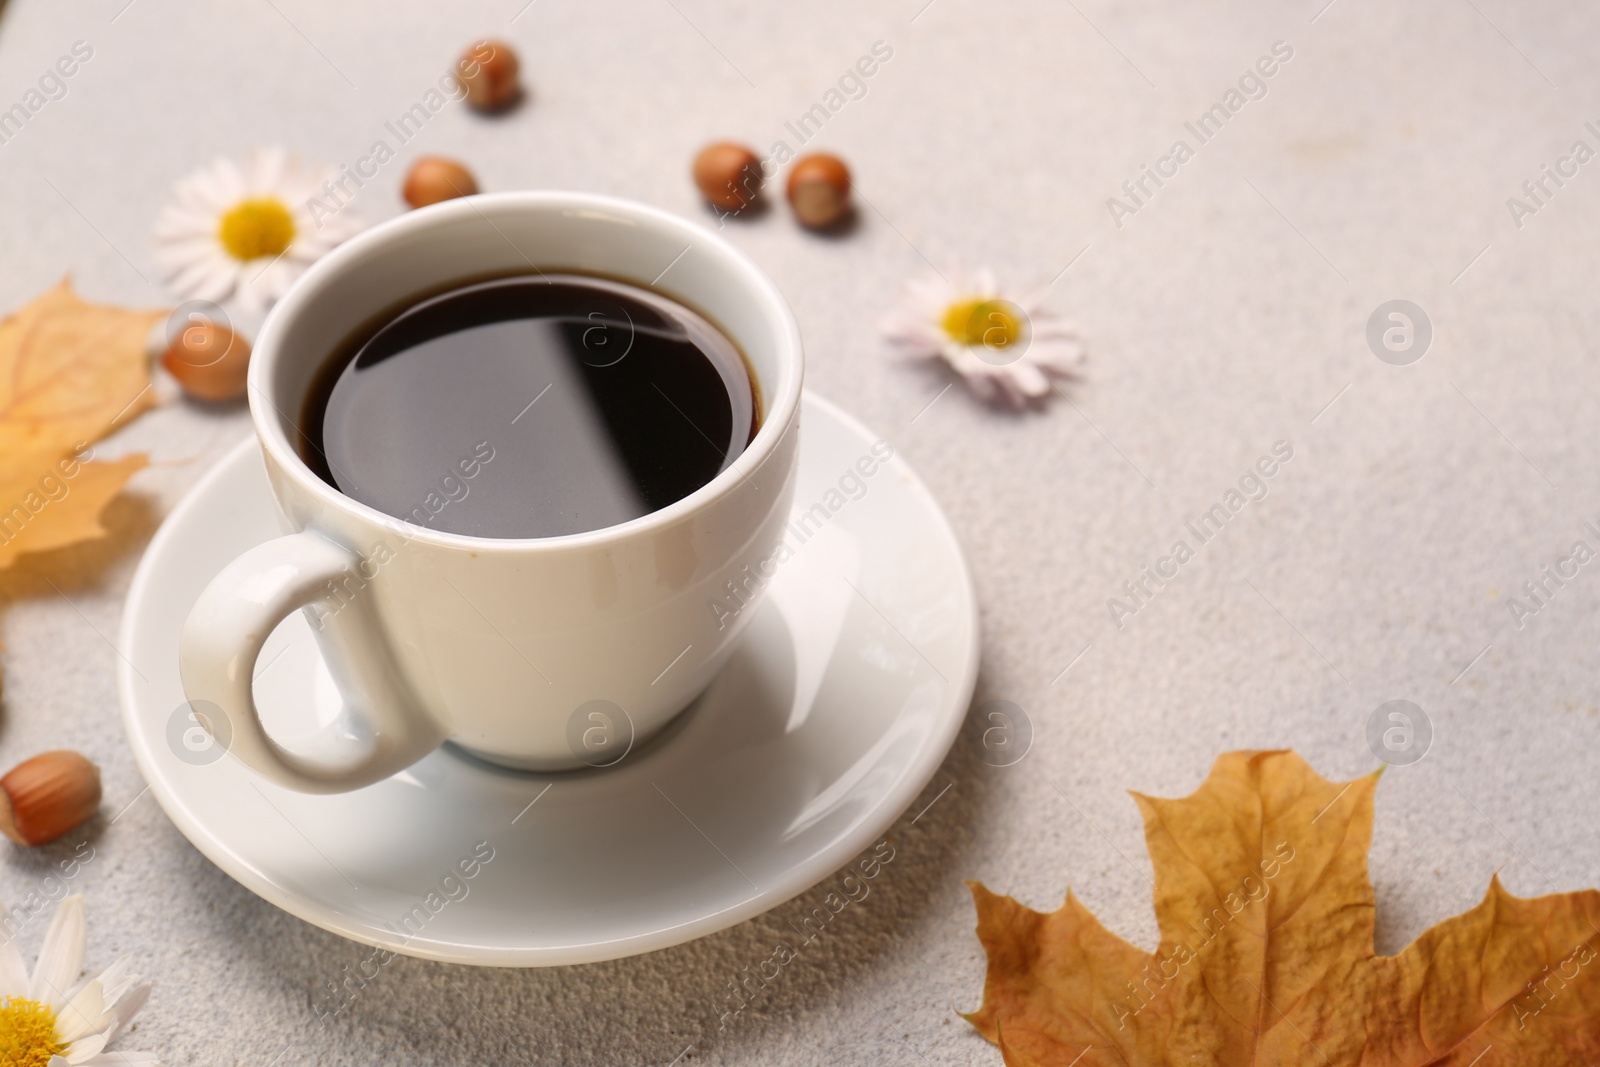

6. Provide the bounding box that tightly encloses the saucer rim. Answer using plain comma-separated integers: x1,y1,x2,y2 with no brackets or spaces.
117,391,979,966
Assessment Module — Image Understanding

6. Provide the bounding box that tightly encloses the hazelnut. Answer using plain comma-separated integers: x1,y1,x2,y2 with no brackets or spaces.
457,40,520,112
693,142,763,211
787,153,853,229
0,751,101,847
404,156,480,208
162,320,251,403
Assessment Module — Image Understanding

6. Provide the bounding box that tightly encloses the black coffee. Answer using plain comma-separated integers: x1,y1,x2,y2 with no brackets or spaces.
300,273,759,538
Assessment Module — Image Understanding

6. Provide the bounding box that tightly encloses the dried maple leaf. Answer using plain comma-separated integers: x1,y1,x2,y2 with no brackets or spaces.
0,451,149,569
0,280,162,454
0,281,164,570
967,750,1600,1066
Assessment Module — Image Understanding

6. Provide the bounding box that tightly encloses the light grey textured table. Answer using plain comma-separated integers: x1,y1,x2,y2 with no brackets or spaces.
2,0,1598,1063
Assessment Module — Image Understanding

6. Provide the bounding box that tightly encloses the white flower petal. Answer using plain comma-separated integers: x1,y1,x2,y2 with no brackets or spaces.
314,211,364,245
284,240,333,266
1030,325,1080,349
151,207,218,241
107,981,151,1039
317,212,366,246
940,340,981,369
32,896,86,1008
0,915,29,997
1008,360,1052,398
92,959,134,1006
245,147,288,194
57,979,109,1043
1003,366,1042,407
63,1031,107,1065
231,274,269,318
1013,289,1047,311
906,282,951,312
286,225,343,258
259,257,306,301
277,168,322,199
881,319,943,356
166,252,238,305
209,159,246,206
1007,378,1039,407
1024,308,1073,329
970,372,1007,403
286,201,322,233
78,1053,158,1066
1027,339,1085,374
168,173,219,216
165,174,217,210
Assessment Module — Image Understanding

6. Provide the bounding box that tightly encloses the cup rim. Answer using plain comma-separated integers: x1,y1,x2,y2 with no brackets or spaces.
249,190,803,552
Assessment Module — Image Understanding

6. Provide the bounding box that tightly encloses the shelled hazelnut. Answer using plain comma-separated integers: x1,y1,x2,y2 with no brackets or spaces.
162,320,251,402
786,153,852,228
404,156,480,208
693,142,763,211
458,40,521,112
0,751,101,847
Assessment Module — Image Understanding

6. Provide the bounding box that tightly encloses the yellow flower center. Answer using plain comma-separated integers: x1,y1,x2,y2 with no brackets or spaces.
941,298,1024,351
0,997,65,1067
216,197,296,261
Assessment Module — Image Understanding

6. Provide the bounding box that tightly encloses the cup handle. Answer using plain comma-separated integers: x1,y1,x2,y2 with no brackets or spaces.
179,530,449,793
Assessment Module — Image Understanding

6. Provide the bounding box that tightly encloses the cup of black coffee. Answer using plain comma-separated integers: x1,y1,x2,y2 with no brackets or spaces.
179,193,803,793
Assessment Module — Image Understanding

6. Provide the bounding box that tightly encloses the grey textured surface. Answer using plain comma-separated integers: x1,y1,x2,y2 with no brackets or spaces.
1,0,1598,1063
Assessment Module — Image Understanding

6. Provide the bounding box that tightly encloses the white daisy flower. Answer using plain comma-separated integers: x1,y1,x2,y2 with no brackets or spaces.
153,147,364,317
881,267,1084,407
0,895,154,1066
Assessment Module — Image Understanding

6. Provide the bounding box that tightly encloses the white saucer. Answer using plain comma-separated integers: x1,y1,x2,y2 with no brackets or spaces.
118,393,978,966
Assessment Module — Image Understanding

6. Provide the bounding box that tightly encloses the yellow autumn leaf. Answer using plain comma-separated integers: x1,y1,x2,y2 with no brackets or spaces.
0,281,165,571
0,452,149,569
967,750,1600,1066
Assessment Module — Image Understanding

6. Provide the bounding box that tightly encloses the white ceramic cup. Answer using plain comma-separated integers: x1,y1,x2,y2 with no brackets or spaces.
179,192,803,793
